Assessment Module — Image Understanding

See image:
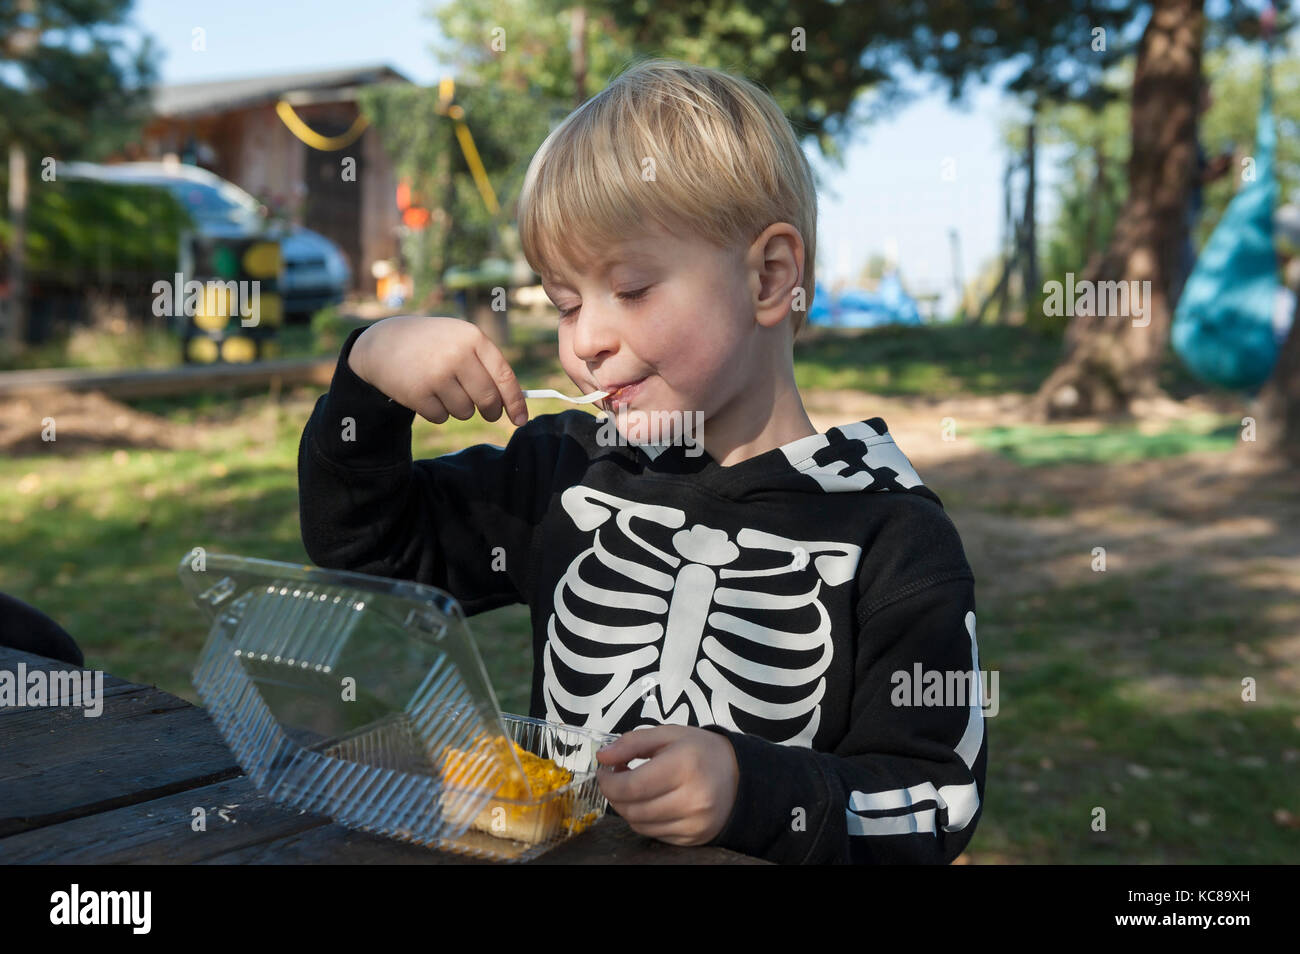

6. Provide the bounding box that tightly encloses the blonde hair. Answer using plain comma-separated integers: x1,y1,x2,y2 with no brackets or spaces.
517,58,817,336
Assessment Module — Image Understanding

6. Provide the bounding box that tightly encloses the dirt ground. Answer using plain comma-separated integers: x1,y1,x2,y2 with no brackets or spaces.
0,388,203,455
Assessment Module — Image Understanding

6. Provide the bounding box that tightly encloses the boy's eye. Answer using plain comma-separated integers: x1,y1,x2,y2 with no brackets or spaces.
556,286,650,320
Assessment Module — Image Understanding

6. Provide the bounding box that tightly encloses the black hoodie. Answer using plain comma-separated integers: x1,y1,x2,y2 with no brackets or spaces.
298,327,987,864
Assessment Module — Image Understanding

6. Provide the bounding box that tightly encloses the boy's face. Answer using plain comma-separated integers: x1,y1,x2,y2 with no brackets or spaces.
541,223,765,437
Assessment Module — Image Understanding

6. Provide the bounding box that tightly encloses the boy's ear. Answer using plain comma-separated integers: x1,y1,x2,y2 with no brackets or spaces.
746,223,804,329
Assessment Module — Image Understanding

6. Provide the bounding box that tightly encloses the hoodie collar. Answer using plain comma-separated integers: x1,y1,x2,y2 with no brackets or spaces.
599,413,934,502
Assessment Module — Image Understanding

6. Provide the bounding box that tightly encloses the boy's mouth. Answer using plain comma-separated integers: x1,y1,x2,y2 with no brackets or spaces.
602,376,648,410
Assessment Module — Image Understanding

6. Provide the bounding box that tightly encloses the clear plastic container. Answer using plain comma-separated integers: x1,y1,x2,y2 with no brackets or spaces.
179,553,617,862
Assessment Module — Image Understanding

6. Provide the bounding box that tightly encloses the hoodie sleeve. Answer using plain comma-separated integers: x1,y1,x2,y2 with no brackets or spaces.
296,327,558,616
702,574,987,864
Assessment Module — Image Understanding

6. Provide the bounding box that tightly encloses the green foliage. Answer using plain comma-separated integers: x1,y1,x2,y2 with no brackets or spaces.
431,0,643,108
0,176,191,287
1199,46,1300,242
0,322,180,371
1035,84,1131,279
356,80,558,299
309,304,357,354
0,0,159,159
1004,45,1300,332
354,84,455,300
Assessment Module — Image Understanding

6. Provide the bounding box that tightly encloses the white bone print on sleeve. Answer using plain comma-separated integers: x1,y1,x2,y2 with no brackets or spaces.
845,610,984,837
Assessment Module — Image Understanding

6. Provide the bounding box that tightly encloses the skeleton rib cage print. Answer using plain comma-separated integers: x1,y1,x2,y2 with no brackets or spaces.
542,485,863,744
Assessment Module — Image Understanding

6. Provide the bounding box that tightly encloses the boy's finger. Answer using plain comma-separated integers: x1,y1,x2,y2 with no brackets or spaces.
414,394,449,425
454,361,504,422
608,786,688,827
596,725,681,765
474,337,528,426
437,380,477,421
597,752,679,805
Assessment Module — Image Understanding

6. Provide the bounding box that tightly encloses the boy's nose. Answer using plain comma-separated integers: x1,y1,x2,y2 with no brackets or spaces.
569,305,620,364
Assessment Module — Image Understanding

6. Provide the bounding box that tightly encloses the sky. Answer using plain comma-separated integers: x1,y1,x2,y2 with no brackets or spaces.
129,0,1051,311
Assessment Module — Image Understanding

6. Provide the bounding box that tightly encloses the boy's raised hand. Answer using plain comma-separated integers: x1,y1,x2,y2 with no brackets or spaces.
348,315,529,427
595,725,739,847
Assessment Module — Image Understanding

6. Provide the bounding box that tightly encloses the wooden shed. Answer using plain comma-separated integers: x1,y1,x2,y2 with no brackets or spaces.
138,64,410,291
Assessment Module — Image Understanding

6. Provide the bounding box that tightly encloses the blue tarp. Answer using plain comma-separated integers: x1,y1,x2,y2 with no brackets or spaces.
809,272,924,328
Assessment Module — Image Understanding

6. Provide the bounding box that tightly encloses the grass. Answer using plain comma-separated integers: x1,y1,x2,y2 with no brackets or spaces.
973,568,1299,863
0,382,562,715
967,414,1242,466
3,320,1296,863
0,322,325,371
793,323,1064,397
791,320,1216,399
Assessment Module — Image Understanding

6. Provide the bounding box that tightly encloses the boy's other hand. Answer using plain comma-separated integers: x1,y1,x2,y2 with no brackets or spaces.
595,725,739,847
347,315,529,426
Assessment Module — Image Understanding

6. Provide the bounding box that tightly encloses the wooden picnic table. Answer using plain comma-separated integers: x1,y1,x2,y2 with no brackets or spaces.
0,646,768,865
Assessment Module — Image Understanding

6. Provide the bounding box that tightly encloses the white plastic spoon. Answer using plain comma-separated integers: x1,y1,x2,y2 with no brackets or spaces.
521,388,610,404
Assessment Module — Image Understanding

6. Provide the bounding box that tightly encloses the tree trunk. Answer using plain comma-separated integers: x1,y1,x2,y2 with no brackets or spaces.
5,143,28,352
1257,292,1300,464
1085,135,1106,261
1022,109,1039,319
1033,0,1204,418
978,158,1018,325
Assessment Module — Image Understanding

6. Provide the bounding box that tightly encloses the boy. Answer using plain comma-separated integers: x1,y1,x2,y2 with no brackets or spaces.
298,59,986,864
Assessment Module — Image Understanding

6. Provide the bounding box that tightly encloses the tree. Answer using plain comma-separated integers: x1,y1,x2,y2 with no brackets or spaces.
1032,0,1285,417
1024,44,1300,329
779,0,1271,414
1258,294,1300,464
405,0,923,307
997,74,1130,330
356,79,559,308
1035,0,1203,415
0,0,158,352
410,0,1279,371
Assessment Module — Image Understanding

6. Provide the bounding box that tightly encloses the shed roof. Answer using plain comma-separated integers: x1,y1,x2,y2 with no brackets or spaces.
152,64,412,118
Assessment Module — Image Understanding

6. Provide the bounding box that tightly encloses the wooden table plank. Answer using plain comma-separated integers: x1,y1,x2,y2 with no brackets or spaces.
0,647,141,717
194,812,767,865
0,650,770,863
1,768,768,864
195,821,498,864
0,776,332,864
0,686,242,837
534,815,770,865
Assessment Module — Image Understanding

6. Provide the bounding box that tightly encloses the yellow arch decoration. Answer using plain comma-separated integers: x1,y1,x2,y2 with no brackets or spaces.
449,108,500,217
275,100,370,151
438,78,500,217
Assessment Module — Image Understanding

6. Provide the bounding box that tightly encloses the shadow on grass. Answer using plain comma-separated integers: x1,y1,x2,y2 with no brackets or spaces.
919,444,1300,862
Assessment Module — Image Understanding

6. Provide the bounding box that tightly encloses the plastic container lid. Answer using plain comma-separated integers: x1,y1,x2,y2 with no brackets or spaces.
179,552,614,860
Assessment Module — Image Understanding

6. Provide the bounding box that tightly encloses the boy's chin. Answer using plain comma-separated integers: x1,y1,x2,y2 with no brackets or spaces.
598,407,700,446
